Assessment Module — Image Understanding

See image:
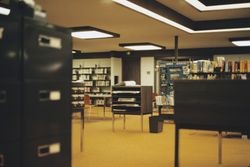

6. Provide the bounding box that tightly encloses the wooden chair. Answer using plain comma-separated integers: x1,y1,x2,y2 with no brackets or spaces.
84,94,92,120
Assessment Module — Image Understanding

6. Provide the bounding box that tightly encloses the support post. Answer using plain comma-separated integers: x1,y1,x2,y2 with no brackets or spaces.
218,131,222,164
175,36,179,62
175,126,179,167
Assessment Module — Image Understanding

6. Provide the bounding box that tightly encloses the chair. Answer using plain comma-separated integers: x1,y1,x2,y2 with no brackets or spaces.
84,94,92,120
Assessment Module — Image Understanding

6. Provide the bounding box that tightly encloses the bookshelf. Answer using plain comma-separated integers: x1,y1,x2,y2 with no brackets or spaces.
159,64,167,95
112,86,152,132
71,82,85,113
72,66,111,105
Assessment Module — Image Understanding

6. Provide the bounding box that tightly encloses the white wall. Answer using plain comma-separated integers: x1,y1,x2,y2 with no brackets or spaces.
111,57,122,86
72,58,111,68
214,54,250,61
140,57,155,91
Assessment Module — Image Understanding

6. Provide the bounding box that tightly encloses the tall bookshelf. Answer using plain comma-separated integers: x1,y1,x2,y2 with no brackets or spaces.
72,66,111,105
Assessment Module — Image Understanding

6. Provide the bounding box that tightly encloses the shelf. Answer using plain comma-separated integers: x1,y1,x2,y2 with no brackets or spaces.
72,66,111,105
112,101,141,104
190,72,250,75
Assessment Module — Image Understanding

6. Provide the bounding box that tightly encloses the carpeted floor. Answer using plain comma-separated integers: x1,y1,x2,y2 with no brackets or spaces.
71,109,250,167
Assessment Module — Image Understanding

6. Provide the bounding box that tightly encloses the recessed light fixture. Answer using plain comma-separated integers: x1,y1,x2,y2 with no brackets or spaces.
229,37,250,47
0,6,10,15
185,0,250,11
119,43,165,51
71,26,120,40
113,0,250,33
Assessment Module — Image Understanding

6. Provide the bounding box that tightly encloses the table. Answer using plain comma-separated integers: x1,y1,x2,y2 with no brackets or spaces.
89,94,111,117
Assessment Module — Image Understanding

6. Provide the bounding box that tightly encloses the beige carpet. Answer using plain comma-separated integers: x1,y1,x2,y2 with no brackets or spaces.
71,109,250,167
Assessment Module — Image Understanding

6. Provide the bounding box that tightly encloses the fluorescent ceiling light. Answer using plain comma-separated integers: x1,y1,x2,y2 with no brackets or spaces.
72,31,113,39
185,0,250,11
229,38,250,47
0,6,10,15
71,26,120,40
119,43,165,51
113,0,250,33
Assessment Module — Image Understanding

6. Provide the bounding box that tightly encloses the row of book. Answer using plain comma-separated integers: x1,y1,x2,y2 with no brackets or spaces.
189,59,250,73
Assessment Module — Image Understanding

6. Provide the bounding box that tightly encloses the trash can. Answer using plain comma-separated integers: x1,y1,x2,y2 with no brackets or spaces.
149,116,163,133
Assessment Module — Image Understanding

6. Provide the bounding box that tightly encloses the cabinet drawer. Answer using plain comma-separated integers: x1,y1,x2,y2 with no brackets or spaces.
22,135,71,167
0,82,21,141
22,81,71,139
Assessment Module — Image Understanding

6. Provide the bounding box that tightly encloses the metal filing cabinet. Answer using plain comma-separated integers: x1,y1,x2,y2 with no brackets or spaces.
0,3,72,167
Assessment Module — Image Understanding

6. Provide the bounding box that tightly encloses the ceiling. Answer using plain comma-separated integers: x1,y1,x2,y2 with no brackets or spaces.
35,0,250,53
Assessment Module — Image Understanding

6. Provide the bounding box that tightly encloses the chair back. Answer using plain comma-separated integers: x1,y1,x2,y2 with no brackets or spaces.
84,94,91,105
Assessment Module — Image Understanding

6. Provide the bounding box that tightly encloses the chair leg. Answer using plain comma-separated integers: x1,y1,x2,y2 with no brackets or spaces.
123,115,126,130
141,115,143,132
112,113,115,132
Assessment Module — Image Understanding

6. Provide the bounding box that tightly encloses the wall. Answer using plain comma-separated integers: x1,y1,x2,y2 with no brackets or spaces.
111,57,122,85
140,57,155,91
122,57,141,84
72,58,111,68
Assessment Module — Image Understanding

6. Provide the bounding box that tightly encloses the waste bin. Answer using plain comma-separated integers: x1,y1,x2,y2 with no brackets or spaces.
149,116,163,133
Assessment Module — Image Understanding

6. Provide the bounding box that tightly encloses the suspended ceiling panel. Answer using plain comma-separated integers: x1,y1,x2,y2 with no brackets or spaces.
35,0,250,52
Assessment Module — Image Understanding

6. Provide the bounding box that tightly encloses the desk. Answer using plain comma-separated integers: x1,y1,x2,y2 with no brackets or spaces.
89,94,111,117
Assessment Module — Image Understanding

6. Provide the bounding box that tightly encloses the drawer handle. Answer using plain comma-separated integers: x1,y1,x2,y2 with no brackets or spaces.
0,27,3,40
39,90,50,101
38,145,50,157
38,35,62,49
0,154,4,167
39,90,61,101
38,143,61,157
0,91,6,103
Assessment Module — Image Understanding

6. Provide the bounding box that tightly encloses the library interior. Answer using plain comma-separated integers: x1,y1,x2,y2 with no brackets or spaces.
0,0,250,167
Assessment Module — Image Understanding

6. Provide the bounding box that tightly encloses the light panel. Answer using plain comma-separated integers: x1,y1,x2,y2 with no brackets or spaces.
119,43,165,51
185,0,250,11
113,0,250,33
71,26,120,40
0,6,10,15
72,30,113,39
230,38,250,47
232,41,250,46
124,45,162,51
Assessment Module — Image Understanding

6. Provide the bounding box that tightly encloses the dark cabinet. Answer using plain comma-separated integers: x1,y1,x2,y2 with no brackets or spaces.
112,86,152,131
0,7,72,167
